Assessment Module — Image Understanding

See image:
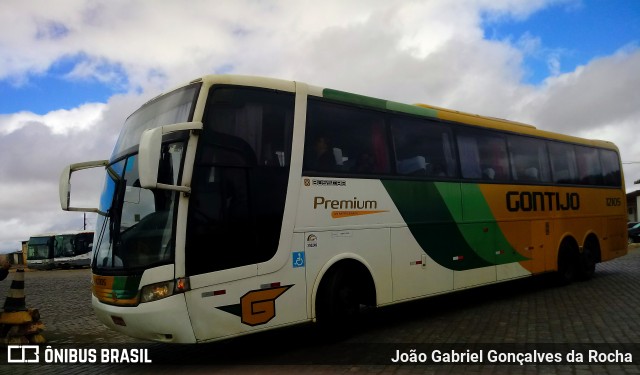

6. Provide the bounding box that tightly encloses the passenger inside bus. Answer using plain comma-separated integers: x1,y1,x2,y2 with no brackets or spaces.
309,135,336,171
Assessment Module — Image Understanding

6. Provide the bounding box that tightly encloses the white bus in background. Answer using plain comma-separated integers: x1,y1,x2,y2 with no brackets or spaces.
26,233,56,270
26,231,94,270
53,230,94,269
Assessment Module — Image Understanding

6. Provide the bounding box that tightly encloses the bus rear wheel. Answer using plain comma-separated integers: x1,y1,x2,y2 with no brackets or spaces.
577,239,598,281
556,240,579,285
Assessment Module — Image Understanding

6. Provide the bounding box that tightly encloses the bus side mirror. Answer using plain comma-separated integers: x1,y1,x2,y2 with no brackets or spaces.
138,122,203,193
59,160,109,214
60,165,72,211
138,127,163,189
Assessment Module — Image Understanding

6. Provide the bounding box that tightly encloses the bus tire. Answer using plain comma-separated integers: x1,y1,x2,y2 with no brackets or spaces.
556,239,579,285
577,237,599,281
316,262,374,337
317,268,359,328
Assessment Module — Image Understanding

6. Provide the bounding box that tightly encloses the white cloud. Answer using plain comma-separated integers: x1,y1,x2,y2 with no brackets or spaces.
0,0,559,91
516,46,640,133
0,103,105,135
0,92,145,250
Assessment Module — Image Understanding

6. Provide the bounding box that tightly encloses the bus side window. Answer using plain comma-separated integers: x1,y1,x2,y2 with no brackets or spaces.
351,119,389,174
457,133,482,179
548,141,578,184
601,149,622,187
575,145,603,185
457,130,509,181
304,134,338,172
303,99,390,175
391,117,457,177
508,135,551,183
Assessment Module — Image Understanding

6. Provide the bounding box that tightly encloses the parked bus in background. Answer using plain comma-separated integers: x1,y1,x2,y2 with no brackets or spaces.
26,233,56,270
60,75,627,344
54,230,94,269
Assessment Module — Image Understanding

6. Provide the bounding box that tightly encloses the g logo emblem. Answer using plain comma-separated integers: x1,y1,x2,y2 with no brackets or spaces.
240,286,292,326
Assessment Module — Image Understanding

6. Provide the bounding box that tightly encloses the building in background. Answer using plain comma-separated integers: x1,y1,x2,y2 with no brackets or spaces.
627,190,640,223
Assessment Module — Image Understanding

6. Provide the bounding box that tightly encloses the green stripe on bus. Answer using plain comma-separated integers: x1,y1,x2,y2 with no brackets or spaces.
457,184,528,265
382,180,527,271
386,101,438,118
322,89,439,119
323,88,387,109
113,275,142,299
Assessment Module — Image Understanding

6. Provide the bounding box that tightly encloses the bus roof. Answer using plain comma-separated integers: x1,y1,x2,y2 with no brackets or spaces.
158,74,620,152
28,230,94,240
28,233,57,238
55,230,94,236
414,103,618,150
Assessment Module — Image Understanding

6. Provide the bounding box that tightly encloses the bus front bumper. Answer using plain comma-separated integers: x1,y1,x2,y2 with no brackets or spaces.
92,294,196,343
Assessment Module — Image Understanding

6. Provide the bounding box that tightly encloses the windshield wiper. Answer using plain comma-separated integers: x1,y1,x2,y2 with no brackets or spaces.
106,165,122,182
109,176,127,245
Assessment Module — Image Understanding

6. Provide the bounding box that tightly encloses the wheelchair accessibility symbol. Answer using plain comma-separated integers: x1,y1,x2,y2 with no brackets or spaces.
292,252,305,268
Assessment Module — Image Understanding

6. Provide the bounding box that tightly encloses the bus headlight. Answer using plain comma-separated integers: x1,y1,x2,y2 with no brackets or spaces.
139,278,190,303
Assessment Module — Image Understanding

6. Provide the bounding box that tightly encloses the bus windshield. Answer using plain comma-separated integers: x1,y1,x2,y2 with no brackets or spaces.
55,234,74,257
111,83,201,160
55,232,94,257
92,84,199,273
27,236,53,260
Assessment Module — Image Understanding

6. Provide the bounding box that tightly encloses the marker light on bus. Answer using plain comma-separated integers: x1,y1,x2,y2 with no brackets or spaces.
139,278,190,303
175,278,190,292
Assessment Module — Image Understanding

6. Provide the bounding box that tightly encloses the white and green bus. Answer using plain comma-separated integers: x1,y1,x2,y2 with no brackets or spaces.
26,231,94,270
26,233,56,270
53,230,94,269
60,75,627,343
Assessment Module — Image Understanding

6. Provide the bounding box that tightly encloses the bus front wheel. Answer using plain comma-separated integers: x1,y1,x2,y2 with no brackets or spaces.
316,262,376,338
316,268,360,329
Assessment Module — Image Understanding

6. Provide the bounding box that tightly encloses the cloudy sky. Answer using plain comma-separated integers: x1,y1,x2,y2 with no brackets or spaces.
0,0,639,252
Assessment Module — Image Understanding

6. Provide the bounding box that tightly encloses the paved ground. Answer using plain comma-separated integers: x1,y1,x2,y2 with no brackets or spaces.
1,247,640,374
